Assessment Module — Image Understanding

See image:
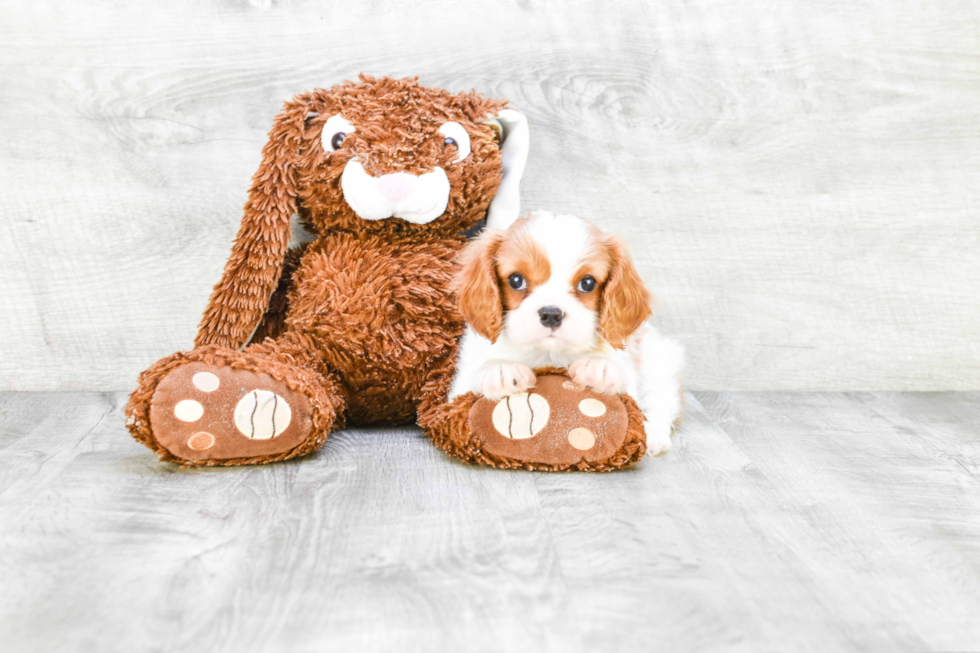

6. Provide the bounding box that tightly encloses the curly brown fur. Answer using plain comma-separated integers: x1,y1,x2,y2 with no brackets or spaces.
250,243,308,344
280,230,465,425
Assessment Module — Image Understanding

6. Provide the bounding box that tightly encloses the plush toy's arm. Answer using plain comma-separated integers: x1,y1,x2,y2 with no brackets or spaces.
245,242,308,346
194,101,306,350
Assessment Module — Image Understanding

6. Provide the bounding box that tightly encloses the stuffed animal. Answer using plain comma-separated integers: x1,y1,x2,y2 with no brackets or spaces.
125,75,647,471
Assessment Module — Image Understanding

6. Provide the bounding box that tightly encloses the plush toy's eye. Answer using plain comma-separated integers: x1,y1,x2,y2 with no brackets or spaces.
438,122,471,163
577,276,597,293
508,273,527,291
322,114,356,153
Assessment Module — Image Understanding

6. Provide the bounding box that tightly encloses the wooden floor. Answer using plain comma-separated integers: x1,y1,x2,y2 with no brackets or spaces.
1,392,978,652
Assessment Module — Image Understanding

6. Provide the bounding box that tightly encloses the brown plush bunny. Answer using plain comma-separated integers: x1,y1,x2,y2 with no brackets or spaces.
126,75,647,470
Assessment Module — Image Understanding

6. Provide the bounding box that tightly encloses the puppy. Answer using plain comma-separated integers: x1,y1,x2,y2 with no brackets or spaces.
449,210,684,454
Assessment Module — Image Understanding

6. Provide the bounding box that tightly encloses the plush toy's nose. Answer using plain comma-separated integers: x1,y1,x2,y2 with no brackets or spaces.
377,173,416,204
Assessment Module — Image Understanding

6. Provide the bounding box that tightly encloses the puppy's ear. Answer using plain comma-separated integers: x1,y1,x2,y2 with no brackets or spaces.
599,235,652,349
455,229,505,342
195,96,310,349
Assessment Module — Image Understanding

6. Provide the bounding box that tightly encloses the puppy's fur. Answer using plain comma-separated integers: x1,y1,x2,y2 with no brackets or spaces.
450,211,684,454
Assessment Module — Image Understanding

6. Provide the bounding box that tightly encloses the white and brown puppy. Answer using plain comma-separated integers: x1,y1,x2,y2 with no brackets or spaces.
450,210,684,454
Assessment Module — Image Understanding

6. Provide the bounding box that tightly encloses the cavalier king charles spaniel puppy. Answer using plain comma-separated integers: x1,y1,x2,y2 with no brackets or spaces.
449,210,684,454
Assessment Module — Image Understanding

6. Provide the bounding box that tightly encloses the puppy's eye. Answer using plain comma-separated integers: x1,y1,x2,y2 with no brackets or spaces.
322,114,356,153
577,276,597,293
438,122,471,162
508,273,527,291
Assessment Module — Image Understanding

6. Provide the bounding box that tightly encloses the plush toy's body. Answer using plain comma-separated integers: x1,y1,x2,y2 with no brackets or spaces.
261,231,464,425
126,76,648,470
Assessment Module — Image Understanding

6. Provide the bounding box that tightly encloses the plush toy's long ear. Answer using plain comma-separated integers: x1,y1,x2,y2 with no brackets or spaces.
194,101,306,349
600,235,653,349
485,109,529,230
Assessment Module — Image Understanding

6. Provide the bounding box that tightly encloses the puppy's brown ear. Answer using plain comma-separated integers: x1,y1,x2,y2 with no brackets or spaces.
195,97,309,349
600,235,652,349
455,229,505,342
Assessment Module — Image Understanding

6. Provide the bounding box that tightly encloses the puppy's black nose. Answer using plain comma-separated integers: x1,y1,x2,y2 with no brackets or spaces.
538,306,564,328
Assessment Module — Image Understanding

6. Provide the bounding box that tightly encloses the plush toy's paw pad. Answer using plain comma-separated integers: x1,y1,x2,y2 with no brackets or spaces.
233,390,293,439
149,362,312,462
491,392,551,439
470,374,631,467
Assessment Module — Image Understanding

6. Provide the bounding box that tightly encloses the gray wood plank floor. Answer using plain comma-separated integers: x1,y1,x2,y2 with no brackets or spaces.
1,392,978,653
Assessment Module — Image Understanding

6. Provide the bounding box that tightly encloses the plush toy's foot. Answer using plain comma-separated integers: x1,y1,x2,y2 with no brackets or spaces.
126,346,343,467
421,369,647,472
149,361,315,463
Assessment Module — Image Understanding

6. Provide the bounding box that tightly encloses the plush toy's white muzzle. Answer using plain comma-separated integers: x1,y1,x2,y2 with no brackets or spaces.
341,160,450,224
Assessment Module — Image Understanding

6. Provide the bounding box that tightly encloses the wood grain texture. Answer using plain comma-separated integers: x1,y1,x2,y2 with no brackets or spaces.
1,391,979,652
1,0,979,391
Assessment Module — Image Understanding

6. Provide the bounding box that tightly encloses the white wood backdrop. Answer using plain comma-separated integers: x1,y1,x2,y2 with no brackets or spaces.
1,0,978,391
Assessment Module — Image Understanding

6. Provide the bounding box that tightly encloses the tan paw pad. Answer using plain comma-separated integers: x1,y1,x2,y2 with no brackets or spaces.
187,431,215,451
568,427,596,451
192,371,220,392
578,398,607,417
491,392,550,439
174,399,204,422
234,390,292,440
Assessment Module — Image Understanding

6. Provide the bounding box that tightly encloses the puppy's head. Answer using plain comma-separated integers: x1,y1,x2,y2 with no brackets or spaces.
455,211,652,351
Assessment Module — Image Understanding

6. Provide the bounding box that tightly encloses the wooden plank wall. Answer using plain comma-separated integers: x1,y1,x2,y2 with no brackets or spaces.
1,0,978,391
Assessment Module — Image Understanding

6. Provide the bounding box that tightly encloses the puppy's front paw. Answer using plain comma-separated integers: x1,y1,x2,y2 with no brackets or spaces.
569,357,626,394
475,362,536,401
646,421,673,456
